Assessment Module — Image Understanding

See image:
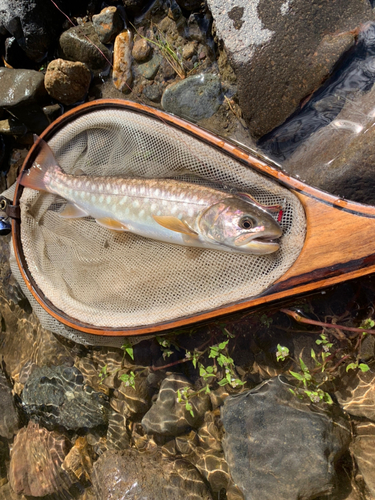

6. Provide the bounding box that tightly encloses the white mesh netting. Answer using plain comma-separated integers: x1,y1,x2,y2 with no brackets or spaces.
10,107,306,345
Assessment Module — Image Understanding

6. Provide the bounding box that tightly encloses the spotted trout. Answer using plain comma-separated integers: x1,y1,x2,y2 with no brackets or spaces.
19,139,282,254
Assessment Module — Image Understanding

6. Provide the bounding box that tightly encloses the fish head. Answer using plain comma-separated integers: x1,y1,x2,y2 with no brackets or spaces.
198,197,282,254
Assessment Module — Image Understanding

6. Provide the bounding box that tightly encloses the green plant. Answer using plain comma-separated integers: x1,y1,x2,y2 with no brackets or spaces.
121,341,134,361
119,371,136,389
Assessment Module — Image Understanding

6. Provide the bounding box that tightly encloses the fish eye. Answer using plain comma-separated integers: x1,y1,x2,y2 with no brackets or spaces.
239,216,255,230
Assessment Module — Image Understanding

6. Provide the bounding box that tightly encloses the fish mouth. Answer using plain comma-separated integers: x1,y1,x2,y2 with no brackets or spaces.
244,237,280,254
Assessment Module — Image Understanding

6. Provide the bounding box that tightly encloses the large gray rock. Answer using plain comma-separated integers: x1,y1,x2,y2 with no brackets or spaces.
221,377,351,500
92,449,213,500
22,365,110,430
0,0,63,61
207,0,374,138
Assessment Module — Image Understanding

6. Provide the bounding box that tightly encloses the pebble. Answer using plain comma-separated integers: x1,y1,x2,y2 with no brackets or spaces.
221,377,351,500
43,103,63,124
9,421,70,497
113,30,134,93
141,373,211,436
161,73,222,122
143,83,162,102
137,53,162,80
44,59,91,106
92,6,123,44
0,118,27,136
132,38,152,62
183,41,197,59
59,23,111,75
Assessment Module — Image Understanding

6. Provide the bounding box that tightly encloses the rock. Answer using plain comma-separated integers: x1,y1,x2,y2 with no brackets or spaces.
21,365,110,430
183,41,197,59
112,372,152,418
121,0,152,17
106,411,130,450
62,436,94,484
221,377,351,500
9,421,70,496
351,421,375,499
336,370,375,420
137,53,162,80
143,83,162,102
4,37,34,69
44,59,91,106
132,38,151,62
0,368,18,439
176,0,203,11
207,0,373,139
92,449,213,499
0,118,27,136
141,373,211,436
160,57,177,80
59,23,111,74
92,6,123,44
43,103,63,124
162,73,222,122
113,30,133,92
0,0,64,61
0,68,46,108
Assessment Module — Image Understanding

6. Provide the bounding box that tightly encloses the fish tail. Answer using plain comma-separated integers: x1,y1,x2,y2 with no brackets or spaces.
18,136,62,192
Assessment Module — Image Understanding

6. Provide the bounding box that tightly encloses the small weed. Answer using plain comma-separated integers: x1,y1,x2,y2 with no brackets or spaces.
119,371,136,389
121,341,134,361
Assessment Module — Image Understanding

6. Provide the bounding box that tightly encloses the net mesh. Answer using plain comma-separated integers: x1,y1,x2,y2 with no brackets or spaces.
11,107,306,345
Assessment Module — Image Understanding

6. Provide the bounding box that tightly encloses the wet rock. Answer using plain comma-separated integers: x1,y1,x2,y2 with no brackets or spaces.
207,0,373,139
43,103,63,124
59,24,111,75
92,6,123,44
113,30,133,92
351,421,375,498
137,53,162,79
0,0,64,61
336,370,375,420
141,373,211,436
132,38,151,62
0,482,27,500
9,421,70,496
45,59,91,106
221,377,351,500
0,118,27,136
92,448,213,499
106,411,130,450
21,365,109,430
62,436,94,484
162,73,222,122
112,372,152,418
0,68,46,108
0,368,18,439
143,83,162,102
4,37,34,69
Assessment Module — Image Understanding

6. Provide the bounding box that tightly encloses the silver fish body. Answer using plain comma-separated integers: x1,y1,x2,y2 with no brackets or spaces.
19,139,282,254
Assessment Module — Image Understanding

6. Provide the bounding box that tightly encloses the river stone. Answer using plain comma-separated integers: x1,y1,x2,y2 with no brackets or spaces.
59,23,111,74
162,73,222,122
336,370,375,421
207,0,373,139
141,373,211,436
113,30,134,92
0,0,64,61
132,38,151,62
9,421,70,497
92,6,123,44
45,59,91,106
4,37,34,69
92,449,213,500
137,53,162,80
221,377,351,500
21,365,110,430
351,421,375,498
0,369,18,439
0,68,46,108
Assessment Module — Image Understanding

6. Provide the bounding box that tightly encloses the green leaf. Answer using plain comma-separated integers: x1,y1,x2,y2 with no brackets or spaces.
299,358,309,373
359,363,370,372
185,402,194,417
323,392,334,405
346,362,358,372
315,339,323,345
121,341,134,360
288,388,296,395
218,340,229,350
276,344,289,361
218,378,228,386
206,366,214,374
290,371,305,381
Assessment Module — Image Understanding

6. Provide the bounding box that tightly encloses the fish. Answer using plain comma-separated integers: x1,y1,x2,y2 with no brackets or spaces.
18,139,282,255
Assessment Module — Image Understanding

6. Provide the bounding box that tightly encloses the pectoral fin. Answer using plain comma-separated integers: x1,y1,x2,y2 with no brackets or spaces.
59,203,89,218
153,215,197,235
96,217,129,231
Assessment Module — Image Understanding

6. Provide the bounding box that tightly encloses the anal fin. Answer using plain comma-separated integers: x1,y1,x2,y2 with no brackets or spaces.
96,217,129,231
60,203,89,218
